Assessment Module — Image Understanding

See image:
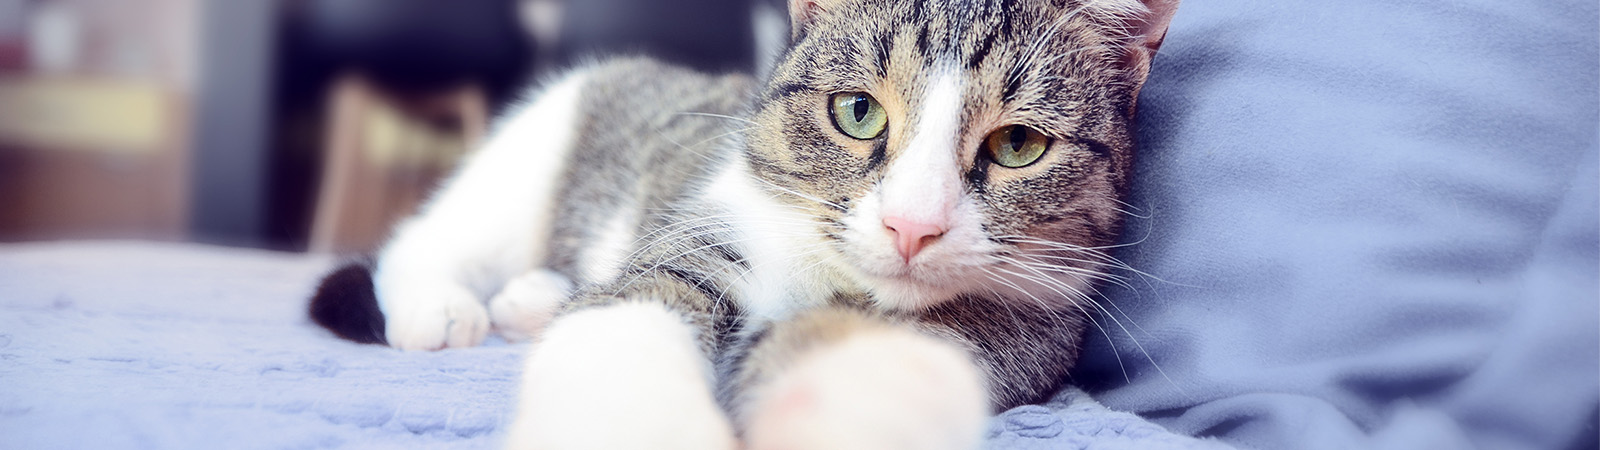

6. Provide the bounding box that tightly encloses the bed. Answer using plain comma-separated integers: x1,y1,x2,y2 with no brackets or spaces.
2,0,1596,448
0,242,1220,449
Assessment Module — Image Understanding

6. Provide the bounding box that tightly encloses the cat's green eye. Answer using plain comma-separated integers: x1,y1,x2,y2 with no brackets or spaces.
829,92,888,140
984,125,1050,168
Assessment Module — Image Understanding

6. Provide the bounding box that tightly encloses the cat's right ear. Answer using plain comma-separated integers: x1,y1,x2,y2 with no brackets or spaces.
787,0,843,41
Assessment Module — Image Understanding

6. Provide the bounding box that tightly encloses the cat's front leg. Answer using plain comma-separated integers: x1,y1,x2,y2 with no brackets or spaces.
503,286,737,450
733,307,990,450
369,72,590,351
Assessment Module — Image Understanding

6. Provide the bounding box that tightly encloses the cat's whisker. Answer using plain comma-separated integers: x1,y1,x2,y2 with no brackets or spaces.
982,267,1129,383
751,177,847,211
618,216,822,283
1007,250,1131,276
1108,197,1155,220
677,111,760,126
617,216,745,264
634,209,815,245
989,266,1137,382
1005,243,1143,277
993,235,1138,252
979,267,1090,329
995,265,1186,397
685,126,759,150
656,124,752,160
992,252,1128,286
1003,254,1134,292
707,244,835,309
613,233,798,293
996,243,1188,394
629,219,814,265
995,235,1189,288
975,283,1060,377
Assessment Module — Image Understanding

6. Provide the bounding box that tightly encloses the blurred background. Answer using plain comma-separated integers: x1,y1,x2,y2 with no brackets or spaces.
0,0,787,253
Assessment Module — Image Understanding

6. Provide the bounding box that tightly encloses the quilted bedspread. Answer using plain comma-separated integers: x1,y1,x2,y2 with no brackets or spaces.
0,242,1224,449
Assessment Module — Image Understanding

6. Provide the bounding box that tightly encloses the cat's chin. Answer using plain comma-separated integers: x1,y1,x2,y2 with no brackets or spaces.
850,268,974,311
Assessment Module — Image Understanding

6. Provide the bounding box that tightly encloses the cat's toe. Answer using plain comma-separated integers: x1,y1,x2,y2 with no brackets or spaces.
488,270,573,342
744,329,989,450
384,283,489,351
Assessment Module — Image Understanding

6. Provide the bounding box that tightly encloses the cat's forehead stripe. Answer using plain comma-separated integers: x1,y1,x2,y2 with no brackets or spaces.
878,67,965,224
913,66,965,156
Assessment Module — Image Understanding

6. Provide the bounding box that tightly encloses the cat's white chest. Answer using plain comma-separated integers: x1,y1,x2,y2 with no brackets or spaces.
699,159,838,323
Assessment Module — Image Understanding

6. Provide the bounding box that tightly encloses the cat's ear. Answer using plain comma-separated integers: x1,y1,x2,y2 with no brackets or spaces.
1118,0,1181,94
788,0,844,40
1128,0,1179,58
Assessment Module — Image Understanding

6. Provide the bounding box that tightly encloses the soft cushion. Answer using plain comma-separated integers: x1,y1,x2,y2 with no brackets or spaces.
1069,0,1599,448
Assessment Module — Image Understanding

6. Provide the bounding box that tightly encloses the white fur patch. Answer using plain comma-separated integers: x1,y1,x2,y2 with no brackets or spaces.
700,156,837,323
373,71,589,350
743,329,989,450
577,205,639,286
504,302,736,450
877,68,964,227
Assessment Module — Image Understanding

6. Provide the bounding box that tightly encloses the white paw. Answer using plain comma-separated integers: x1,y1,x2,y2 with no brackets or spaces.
744,330,990,450
504,303,737,450
488,270,573,342
381,281,490,351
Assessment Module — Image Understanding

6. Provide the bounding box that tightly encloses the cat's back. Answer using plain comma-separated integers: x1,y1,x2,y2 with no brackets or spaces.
541,58,757,285
571,58,756,135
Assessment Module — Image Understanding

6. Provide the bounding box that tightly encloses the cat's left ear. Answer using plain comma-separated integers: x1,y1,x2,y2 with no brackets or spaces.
1121,0,1181,89
788,0,846,41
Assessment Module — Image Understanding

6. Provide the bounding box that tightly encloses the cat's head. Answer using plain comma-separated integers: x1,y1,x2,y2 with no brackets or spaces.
743,0,1178,311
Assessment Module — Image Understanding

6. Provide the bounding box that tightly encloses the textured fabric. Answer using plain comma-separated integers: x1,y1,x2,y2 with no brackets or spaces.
987,388,1230,450
1072,1,1600,449
0,242,1209,449
0,243,519,449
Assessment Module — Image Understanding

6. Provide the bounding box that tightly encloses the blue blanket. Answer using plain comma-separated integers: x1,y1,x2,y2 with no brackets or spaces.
0,242,1221,449
1072,0,1599,449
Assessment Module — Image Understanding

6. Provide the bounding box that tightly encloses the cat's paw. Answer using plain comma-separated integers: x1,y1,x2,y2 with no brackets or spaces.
382,281,490,351
744,329,989,450
504,303,737,450
488,270,572,342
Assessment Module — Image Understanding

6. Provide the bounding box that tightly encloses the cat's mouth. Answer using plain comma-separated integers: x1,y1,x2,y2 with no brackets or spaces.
840,251,992,310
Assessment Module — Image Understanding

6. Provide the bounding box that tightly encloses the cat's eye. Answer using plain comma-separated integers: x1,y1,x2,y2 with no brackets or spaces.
829,92,888,140
984,125,1050,168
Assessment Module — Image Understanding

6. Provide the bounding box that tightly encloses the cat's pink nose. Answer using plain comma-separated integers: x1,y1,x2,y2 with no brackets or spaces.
883,216,947,262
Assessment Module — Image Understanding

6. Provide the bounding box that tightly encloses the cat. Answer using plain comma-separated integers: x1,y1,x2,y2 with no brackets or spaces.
309,0,1179,448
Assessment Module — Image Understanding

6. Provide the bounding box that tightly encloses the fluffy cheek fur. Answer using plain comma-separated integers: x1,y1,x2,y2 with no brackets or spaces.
973,162,1127,304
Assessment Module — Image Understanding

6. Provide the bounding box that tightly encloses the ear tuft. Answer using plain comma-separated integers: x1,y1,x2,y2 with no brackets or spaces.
1130,0,1180,57
787,0,834,40
1114,0,1181,98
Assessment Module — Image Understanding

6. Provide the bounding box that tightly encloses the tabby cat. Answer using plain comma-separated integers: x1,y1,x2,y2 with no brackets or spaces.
309,0,1179,448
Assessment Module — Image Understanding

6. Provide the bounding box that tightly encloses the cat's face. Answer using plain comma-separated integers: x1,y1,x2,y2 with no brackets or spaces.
744,0,1174,310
